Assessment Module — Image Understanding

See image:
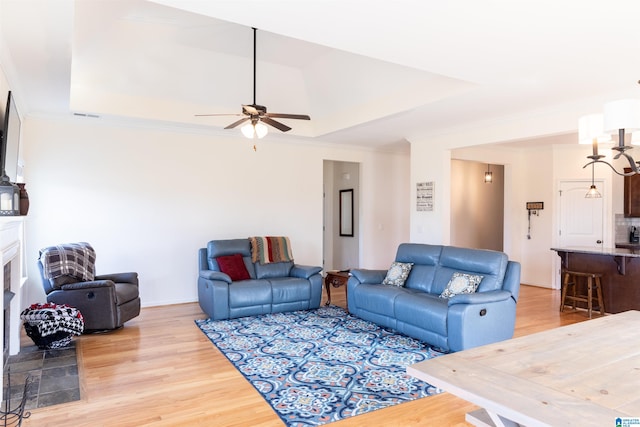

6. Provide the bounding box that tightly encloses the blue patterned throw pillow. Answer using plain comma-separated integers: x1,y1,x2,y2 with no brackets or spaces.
440,272,483,298
382,262,414,287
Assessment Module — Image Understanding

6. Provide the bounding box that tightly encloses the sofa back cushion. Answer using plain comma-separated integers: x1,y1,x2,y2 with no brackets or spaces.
395,243,442,293
206,239,256,279
432,246,508,295
255,261,294,279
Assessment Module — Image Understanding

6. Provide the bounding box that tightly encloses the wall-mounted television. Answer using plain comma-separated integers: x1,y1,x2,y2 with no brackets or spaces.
0,91,21,183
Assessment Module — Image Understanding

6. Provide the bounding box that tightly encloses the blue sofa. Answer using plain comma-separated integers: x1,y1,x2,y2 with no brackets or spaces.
198,239,323,320
347,243,521,352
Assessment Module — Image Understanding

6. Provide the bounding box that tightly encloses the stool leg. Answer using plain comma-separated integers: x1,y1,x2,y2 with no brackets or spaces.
586,276,593,319
560,273,569,312
595,277,605,316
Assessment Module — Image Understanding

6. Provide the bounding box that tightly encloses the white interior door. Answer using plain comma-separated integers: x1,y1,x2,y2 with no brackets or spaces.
559,180,604,248
554,179,605,289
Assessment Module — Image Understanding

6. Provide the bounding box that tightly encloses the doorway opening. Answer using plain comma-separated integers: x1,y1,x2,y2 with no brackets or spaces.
323,160,360,272
450,160,504,251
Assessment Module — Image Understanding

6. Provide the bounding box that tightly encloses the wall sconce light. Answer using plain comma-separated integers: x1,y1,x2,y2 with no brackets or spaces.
484,164,493,183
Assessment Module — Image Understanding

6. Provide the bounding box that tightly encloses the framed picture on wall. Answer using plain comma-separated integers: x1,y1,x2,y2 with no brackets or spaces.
417,181,434,211
339,189,354,236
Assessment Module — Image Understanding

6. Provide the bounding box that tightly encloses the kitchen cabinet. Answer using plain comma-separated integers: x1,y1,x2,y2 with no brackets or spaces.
624,168,640,217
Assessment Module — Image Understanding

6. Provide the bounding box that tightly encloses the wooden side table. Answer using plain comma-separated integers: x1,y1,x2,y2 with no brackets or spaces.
324,270,349,309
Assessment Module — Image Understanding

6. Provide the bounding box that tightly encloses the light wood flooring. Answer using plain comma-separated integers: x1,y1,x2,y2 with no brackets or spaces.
22,285,593,426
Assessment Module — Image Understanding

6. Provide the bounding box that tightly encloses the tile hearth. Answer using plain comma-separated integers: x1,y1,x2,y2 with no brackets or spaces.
3,342,80,410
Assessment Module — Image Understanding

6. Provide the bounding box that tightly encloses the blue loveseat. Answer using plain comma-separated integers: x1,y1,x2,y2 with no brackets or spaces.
197,239,323,320
347,243,521,352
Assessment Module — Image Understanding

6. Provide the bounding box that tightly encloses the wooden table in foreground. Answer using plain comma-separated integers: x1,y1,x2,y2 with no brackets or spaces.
407,310,640,427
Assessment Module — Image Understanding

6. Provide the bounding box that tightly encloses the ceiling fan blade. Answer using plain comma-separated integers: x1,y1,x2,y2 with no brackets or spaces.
265,113,311,120
261,117,292,132
225,117,250,129
195,113,242,117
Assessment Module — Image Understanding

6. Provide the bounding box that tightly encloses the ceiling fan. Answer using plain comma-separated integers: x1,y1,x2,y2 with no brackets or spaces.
196,27,310,139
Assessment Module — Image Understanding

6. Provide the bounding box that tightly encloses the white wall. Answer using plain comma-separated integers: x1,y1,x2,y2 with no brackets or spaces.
409,141,451,244
21,116,410,307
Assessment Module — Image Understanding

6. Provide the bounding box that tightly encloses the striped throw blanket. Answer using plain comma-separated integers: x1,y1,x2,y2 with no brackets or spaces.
39,242,96,282
249,236,294,264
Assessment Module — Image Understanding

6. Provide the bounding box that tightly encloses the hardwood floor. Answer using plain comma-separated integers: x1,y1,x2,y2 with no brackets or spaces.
22,285,592,426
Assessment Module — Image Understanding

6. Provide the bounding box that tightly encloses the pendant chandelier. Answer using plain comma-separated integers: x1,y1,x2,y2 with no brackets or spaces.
581,98,640,176
484,164,493,183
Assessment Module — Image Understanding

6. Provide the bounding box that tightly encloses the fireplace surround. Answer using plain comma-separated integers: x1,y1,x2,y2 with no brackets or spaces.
0,217,25,399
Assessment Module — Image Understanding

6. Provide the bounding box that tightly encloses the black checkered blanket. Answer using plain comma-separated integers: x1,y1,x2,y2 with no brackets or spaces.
39,242,96,282
20,303,84,349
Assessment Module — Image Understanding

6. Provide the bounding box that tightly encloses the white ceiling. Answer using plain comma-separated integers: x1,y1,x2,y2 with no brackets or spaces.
2,0,640,151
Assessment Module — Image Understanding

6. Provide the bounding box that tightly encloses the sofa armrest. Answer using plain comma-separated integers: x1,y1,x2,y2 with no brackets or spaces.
447,290,512,306
95,272,138,285
350,269,387,284
199,270,232,284
290,265,322,279
60,280,115,291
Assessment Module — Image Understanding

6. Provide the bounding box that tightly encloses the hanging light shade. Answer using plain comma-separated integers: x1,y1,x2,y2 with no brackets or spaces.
585,163,601,199
585,184,601,198
603,99,640,134
241,120,268,139
578,114,611,144
484,164,493,183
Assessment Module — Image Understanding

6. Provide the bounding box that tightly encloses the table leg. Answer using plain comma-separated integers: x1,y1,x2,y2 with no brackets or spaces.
324,275,331,306
466,408,522,427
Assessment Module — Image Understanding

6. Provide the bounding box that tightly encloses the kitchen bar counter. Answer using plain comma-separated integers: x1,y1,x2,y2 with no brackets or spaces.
614,242,640,251
551,246,640,313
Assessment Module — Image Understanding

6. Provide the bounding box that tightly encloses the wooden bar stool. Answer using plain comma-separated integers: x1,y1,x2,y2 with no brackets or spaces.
560,270,605,318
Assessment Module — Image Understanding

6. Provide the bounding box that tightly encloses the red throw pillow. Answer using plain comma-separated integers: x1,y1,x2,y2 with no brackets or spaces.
216,254,250,281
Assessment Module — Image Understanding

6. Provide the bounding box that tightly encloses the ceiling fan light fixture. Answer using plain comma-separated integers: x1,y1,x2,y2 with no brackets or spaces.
241,121,268,139
195,27,310,139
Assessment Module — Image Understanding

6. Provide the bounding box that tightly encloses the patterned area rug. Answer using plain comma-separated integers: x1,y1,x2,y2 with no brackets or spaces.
195,306,444,427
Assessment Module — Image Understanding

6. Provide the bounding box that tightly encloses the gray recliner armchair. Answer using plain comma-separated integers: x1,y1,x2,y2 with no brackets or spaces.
38,242,141,331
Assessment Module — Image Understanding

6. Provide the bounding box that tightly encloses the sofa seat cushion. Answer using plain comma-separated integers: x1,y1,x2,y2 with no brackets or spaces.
351,284,405,316
394,292,448,336
229,280,272,308
270,278,310,303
